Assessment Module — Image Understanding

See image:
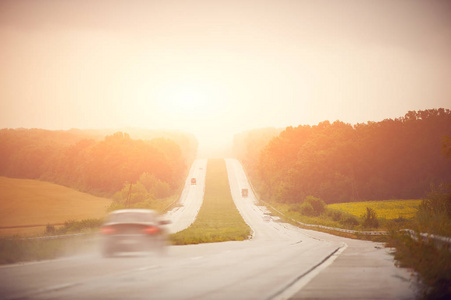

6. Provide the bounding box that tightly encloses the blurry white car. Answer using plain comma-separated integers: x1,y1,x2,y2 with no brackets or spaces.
100,209,170,257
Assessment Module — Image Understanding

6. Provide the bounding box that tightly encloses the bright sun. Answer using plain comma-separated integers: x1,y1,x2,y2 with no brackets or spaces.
149,78,231,147
157,80,225,119
168,86,209,114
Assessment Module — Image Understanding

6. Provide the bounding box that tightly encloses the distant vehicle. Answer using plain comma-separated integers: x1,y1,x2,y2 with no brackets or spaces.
100,209,170,257
191,178,197,185
241,188,248,197
263,215,271,222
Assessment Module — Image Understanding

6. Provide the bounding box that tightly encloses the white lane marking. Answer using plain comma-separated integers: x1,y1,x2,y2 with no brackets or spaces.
270,242,348,300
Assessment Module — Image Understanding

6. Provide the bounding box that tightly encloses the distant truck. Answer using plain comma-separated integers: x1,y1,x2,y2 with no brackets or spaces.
191,178,197,185
241,188,248,197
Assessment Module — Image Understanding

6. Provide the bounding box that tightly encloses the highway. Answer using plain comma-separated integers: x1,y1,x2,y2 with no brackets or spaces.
165,158,207,234
0,159,416,300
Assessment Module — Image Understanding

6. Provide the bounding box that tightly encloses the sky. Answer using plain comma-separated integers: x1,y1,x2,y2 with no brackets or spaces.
1,0,450,152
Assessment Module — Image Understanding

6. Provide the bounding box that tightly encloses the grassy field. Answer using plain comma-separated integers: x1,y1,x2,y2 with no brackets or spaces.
329,199,422,220
170,159,251,245
0,177,112,236
266,198,422,236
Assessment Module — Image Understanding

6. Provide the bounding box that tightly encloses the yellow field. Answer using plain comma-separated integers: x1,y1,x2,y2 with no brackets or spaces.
0,177,111,235
328,199,422,220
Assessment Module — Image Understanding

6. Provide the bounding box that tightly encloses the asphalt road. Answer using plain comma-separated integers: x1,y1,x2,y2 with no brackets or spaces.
165,158,207,234
0,159,417,300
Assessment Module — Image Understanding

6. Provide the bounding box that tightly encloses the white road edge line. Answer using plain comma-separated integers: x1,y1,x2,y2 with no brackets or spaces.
270,242,348,300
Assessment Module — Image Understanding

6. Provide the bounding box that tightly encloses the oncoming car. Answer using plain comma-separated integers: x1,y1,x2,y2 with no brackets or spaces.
100,209,170,257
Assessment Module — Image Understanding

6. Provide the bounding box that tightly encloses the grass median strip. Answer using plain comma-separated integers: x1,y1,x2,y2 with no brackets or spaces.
170,159,251,245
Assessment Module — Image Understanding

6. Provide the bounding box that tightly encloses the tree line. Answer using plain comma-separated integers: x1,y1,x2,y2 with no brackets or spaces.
0,129,196,197
234,109,451,204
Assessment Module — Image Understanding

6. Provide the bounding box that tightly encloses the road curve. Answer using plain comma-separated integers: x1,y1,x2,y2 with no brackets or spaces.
225,159,416,300
0,159,416,300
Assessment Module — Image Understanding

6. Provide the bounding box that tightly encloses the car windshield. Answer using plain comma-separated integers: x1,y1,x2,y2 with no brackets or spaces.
108,212,156,223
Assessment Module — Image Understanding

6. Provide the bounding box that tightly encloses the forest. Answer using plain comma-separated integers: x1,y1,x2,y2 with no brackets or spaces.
0,129,197,198
234,109,451,204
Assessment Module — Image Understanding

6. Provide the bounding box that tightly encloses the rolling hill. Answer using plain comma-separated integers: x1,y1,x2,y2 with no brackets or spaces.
0,177,111,235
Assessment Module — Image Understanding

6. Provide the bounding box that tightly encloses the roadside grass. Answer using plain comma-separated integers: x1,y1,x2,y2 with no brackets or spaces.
386,187,451,299
107,193,180,214
268,199,420,233
45,218,104,235
170,159,251,245
267,196,449,299
0,235,98,265
387,230,451,300
263,203,379,241
272,204,354,228
0,219,103,265
149,194,181,213
0,176,111,236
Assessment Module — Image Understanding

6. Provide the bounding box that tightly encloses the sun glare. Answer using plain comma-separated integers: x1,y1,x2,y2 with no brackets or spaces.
168,86,209,114
157,80,226,119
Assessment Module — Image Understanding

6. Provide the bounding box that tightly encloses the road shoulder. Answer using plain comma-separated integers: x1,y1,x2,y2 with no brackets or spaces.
289,229,418,300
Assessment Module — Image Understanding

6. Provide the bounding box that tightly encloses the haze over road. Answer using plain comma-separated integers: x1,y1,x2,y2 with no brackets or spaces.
0,159,416,300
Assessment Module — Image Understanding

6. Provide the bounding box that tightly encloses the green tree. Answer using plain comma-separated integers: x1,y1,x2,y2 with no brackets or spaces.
442,135,451,159
253,109,451,204
113,182,153,206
